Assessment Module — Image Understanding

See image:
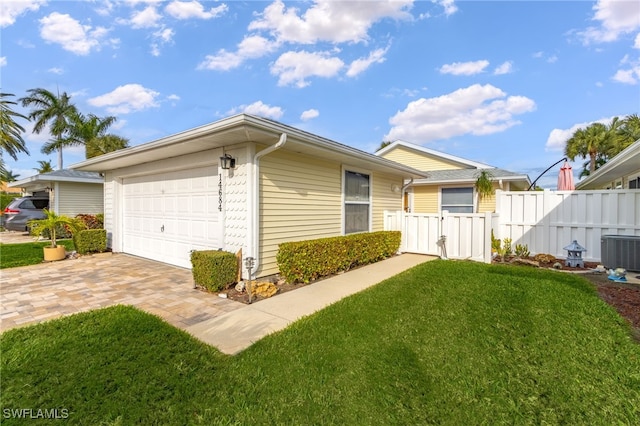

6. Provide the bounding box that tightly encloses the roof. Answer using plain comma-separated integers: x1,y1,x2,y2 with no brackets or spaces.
70,114,428,179
8,169,103,189
575,139,640,189
412,168,531,189
376,140,493,169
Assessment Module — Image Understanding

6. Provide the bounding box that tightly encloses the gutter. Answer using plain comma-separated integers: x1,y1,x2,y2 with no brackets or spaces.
250,133,287,275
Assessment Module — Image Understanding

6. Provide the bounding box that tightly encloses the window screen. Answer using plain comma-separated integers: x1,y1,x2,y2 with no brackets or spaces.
441,187,474,213
344,171,370,234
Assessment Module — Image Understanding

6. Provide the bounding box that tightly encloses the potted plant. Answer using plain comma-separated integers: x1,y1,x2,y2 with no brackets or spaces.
28,209,85,261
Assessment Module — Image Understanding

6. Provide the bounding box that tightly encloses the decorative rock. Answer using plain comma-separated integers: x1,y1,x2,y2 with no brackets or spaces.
510,258,540,268
251,282,278,298
553,262,563,269
235,281,246,292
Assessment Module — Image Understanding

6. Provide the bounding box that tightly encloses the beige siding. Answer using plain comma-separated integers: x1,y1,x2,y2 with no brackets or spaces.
56,182,103,216
372,172,403,231
380,145,466,171
478,183,500,213
259,150,342,276
412,186,439,213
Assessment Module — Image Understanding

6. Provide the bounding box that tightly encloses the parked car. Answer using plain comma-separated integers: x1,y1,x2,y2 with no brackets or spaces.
3,196,50,232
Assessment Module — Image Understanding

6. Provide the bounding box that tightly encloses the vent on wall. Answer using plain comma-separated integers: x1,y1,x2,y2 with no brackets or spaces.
601,235,640,272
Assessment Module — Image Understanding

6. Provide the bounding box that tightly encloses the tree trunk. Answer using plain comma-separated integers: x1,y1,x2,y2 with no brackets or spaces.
57,147,63,170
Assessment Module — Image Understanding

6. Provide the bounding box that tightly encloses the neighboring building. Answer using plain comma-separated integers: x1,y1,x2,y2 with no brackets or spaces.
71,114,426,277
376,140,530,213
8,169,104,216
575,139,640,190
0,182,23,194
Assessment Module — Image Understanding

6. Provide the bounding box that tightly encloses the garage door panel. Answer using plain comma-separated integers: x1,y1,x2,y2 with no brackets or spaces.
122,166,222,269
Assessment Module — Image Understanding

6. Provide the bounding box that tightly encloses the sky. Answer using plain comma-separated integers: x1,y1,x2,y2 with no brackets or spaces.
1,0,639,189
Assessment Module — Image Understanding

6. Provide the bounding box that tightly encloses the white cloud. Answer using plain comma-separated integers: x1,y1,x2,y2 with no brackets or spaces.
150,27,175,56
249,0,413,44
545,117,613,152
346,46,389,77
300,109,319,121
39,12,109,55
493,61,513,75
439,60,489,76
228,101,283,120
129,5,162,28
88,84,160,114
198,35,279,71
612,68,638,84
437,0,458,17
271,50,344,87
0,0,45,27
165,1,227,20
167,94,180,100
385,84,536,142
0,57,6,67
48,67,63,74
579,0,640,44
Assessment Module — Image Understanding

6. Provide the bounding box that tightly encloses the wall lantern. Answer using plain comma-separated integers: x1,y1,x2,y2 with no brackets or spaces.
220,154,236,170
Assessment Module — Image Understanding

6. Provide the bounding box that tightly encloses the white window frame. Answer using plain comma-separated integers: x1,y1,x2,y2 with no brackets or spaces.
440,186,475,213
342,165,372,235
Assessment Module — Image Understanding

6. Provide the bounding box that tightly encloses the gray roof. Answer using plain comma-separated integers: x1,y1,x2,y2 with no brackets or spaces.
415,168,530,184
8,169,103,188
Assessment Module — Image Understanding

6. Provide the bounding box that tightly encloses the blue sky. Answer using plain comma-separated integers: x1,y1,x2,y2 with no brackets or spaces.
2,0,639,188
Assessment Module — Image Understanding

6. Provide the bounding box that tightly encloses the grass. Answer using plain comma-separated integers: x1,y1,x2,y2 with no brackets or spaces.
0,240,75,269
1,260,639,424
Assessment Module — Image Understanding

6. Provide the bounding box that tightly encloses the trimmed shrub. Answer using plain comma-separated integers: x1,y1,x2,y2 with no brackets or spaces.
73,229,107,254
277,231,401,284
191,250,238,292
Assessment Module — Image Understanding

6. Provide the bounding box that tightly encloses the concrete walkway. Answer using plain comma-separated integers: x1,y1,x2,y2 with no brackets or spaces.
186,253,433,354
1,247,434,353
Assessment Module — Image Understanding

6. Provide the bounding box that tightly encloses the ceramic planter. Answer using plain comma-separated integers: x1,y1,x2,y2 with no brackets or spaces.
43,246,66,262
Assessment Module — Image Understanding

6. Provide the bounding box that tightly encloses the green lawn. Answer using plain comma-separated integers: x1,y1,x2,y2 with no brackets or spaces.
0,240,75,269
1,261,639,425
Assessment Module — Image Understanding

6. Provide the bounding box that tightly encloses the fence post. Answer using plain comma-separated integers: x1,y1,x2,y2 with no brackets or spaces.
483,211,492,264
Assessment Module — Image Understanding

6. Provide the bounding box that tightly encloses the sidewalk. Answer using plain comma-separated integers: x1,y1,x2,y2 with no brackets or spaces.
186,253,434,354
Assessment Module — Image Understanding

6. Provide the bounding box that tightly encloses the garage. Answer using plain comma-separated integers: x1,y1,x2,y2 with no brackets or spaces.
122,166,222,268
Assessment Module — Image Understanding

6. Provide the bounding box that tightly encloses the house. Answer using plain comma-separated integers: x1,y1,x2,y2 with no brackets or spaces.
8,169,104,216
0,182,22,194
376,140,530,213
575,139,640,190
70,114,426,277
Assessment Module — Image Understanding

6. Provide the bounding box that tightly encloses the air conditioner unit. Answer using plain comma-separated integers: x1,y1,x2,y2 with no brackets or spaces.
600,235,640,272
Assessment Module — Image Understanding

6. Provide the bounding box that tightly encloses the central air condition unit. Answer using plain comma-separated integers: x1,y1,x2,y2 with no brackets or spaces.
600,235,640,272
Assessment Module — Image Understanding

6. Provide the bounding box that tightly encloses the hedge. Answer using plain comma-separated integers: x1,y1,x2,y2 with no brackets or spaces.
73,229,107,254
277,231,401,284
190,250,238,292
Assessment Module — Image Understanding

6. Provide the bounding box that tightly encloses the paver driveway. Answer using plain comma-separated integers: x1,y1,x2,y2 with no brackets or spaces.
0,253,244,332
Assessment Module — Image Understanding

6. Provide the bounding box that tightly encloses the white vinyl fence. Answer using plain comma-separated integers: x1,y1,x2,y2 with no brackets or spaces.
494,189,640,262
385,189,640,264
384,210,496,263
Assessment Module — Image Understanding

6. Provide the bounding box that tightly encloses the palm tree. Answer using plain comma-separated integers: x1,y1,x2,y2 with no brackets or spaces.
564,122,608,176
86,134,129,158
0,169,20,183
63,112,128,158
613,114,640,155
474,170,494,212
0,92,30,175
20,88,77,170
34,160,54,174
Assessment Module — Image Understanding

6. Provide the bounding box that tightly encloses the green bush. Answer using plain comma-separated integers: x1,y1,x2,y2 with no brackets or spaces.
0,193,20,211
277,231,401,284
191,250,238,292
73,229,107,254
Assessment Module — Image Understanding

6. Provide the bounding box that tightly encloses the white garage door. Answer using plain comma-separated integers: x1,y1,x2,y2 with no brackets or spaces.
122,167,222,268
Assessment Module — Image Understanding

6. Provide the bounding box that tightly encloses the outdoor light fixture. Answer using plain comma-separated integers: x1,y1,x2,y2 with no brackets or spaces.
220,154,236,170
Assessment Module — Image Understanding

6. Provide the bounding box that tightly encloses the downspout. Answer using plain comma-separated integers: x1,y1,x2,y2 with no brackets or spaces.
250,133,287,274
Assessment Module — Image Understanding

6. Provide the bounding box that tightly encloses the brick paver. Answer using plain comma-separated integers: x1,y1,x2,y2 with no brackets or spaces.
0,253,244,332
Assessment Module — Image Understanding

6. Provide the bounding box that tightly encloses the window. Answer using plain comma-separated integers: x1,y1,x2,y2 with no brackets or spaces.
344,170,370,234
441,187,474,213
